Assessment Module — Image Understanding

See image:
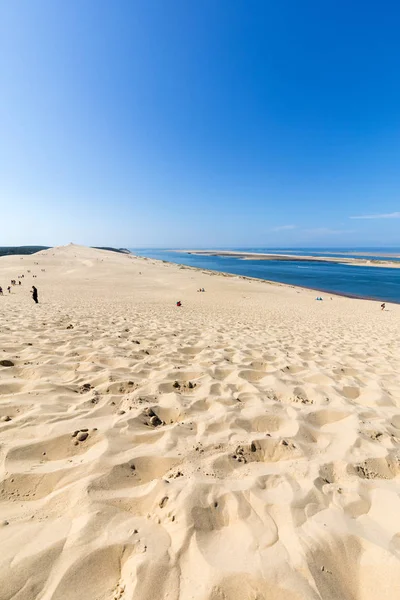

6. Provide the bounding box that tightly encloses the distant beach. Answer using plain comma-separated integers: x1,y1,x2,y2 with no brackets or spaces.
184,249,400,268
132,248,400,304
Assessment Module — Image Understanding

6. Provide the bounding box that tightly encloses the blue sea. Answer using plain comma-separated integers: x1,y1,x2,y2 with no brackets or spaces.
129,248,400,304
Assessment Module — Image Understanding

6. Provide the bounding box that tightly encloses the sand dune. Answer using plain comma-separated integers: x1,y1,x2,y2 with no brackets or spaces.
1,244,400,600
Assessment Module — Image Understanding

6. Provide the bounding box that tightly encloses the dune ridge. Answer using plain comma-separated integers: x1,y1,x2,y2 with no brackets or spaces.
1,244,400,600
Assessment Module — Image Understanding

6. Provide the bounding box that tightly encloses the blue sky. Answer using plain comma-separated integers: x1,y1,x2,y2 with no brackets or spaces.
1,0,400,247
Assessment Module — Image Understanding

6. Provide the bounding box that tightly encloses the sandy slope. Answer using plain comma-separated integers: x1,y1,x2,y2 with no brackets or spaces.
0,244,400,600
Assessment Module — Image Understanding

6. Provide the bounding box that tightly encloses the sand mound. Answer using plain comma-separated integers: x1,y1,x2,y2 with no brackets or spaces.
1,245,400,599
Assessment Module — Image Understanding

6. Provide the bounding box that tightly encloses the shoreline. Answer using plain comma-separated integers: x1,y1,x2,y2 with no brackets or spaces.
181,249,400,268
131,253,398,305
271,249,400,258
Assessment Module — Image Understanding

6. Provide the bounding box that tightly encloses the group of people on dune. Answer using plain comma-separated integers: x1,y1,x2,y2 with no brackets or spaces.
0,274,38,304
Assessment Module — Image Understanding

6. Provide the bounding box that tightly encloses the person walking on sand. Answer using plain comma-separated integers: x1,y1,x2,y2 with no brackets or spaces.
31,286,38,304
381,303,386,311
0,287,3,295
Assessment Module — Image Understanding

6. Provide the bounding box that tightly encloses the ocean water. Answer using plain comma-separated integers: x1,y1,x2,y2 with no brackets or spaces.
130,248,400,303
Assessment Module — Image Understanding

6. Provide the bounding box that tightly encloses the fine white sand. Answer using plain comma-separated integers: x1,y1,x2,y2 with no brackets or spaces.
1,244,400,600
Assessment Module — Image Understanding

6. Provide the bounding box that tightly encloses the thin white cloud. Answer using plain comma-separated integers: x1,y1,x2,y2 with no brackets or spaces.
304,228,356,236
271,224,296,232
350,212,400,220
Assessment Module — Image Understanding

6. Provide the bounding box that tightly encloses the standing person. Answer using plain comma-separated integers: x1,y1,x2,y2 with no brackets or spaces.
381,303,386,311
0,287,3,295
7,286,11,294
31,286,38,304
